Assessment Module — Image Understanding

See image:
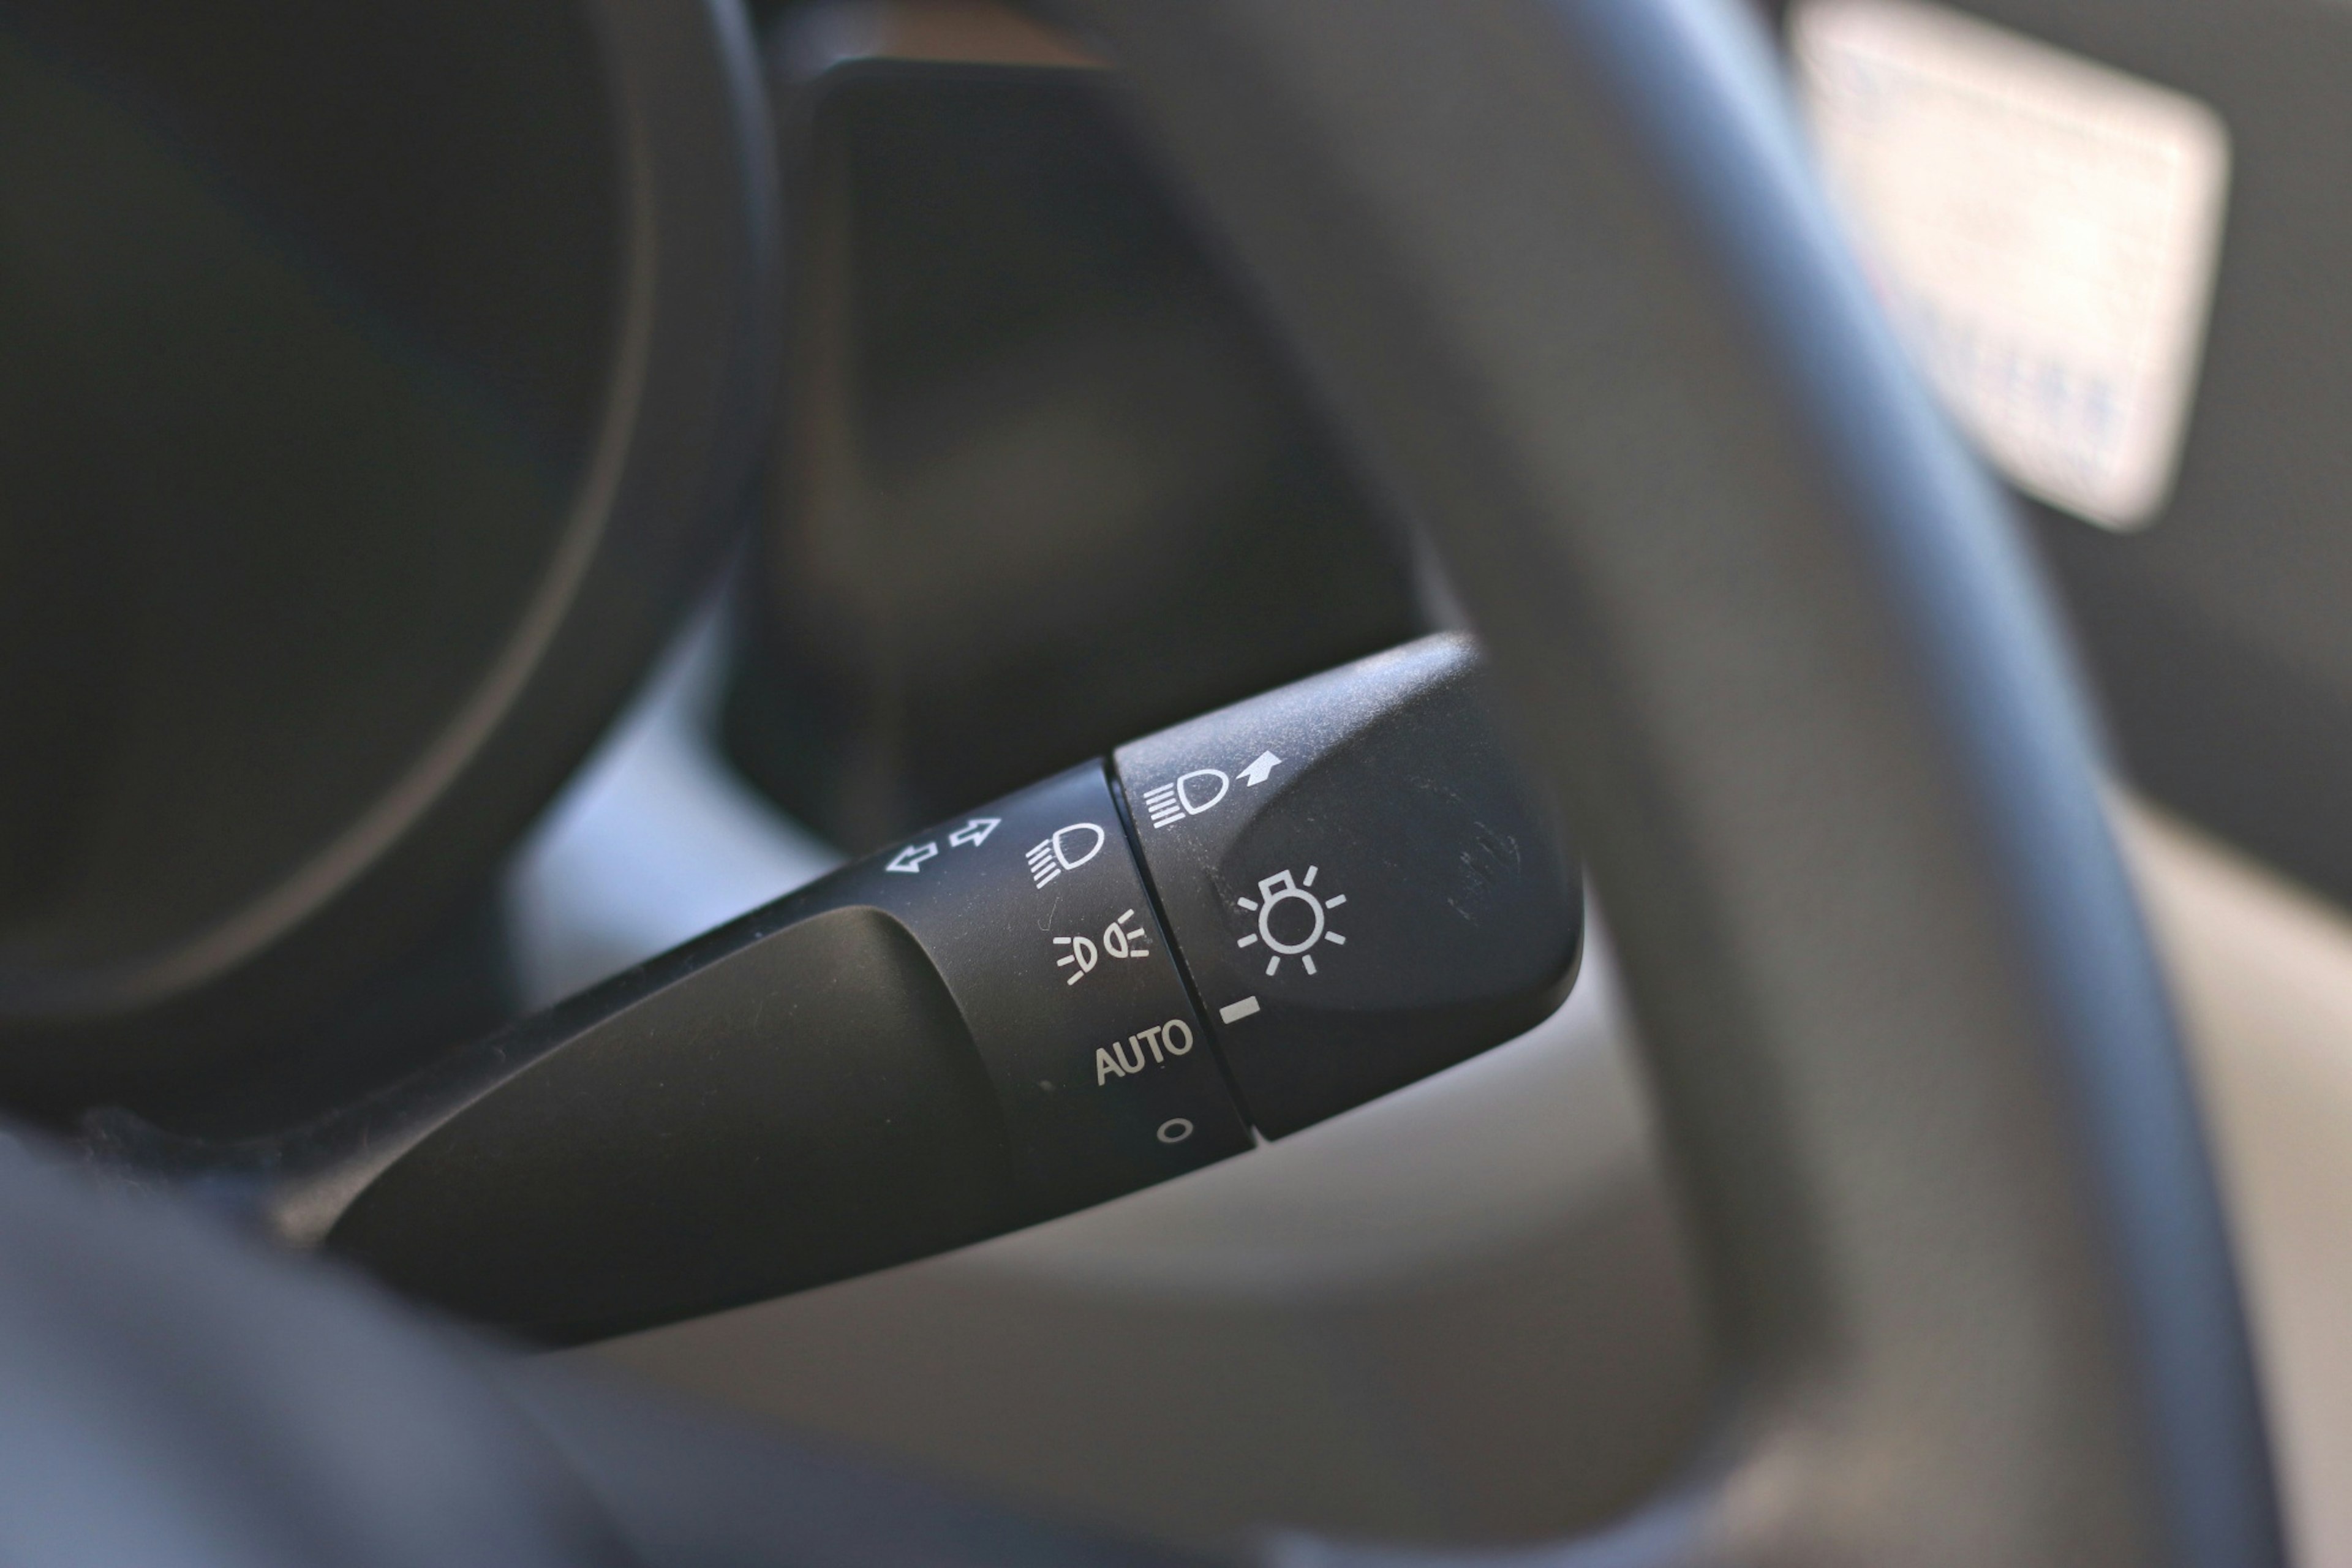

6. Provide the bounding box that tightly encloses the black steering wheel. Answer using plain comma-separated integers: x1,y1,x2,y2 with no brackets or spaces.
0,1,2283,1565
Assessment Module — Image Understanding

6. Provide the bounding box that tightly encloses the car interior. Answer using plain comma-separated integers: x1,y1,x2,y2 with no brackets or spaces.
2,0,2348,1564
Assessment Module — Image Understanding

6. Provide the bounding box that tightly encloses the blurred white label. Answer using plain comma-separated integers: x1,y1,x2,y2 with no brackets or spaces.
1792,0,2230,530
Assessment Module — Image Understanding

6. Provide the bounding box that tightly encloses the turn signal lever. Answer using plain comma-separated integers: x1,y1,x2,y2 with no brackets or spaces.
90,635,1580,1343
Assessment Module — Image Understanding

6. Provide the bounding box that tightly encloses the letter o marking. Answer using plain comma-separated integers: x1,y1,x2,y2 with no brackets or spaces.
1163,1019,1194,1054
1156,1118,1195,1145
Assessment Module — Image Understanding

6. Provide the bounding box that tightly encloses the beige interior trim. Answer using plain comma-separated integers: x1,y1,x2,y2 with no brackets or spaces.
2122,798,2352,1568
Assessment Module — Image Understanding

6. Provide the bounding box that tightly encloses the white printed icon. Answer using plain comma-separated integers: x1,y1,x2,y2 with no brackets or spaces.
886,842,938,874
1095,1019,1196,1085
1142,769,1228,829
887,817,1000,874
1141,752,1282,830
1054,934,1097,983
1238,750,1283,788
1101,908,1149,960
1235,865,1348,976
1025,823,1106,889
1055,910,1151,986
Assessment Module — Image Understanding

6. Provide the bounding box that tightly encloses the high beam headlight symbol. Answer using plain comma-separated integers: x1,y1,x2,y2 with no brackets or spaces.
1234,865,1348,976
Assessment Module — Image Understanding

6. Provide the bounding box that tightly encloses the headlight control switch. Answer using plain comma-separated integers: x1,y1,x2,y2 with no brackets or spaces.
1115,636,1580,1136
799,759,1254,1212
96,636,1581,1342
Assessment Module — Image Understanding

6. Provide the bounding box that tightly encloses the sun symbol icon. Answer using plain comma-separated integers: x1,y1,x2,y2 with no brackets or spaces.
1235,865,1348,976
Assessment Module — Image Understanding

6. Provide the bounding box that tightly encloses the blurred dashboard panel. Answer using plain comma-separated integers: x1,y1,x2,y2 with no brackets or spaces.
725,15,1427,852
1781,0,2352,910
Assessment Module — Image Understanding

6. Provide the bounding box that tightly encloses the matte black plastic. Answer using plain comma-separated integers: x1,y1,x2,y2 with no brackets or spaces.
289,758,1255,1341
88,644,1581,1341
832,763,1252,1205
88,766,1248,1341
286,649,1586,1335
1117,636,1580,1136
329,907,1022,1343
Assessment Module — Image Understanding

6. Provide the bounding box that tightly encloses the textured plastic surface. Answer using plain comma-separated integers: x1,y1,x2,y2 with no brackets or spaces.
839,764,1251,1204
333,907,1020,1342
93,643,1575,1342
310,763,1249,1340
1116,637,1581,1136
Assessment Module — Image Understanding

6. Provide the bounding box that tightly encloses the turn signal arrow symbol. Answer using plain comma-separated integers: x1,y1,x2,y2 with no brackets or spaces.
1239,750,1283,787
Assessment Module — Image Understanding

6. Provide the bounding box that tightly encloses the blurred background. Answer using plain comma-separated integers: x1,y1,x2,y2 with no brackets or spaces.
8,0,2352,1558
561,3,2352,1556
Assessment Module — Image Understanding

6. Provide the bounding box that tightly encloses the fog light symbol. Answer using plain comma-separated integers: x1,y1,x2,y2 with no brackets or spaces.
1234,865,1348,977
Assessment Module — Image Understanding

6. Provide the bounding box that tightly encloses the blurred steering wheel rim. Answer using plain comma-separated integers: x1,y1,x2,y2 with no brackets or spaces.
1039,0,2288,1563
0,0,777,1107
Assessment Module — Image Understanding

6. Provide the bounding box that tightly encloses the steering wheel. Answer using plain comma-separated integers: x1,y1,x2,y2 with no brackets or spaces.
0,0,2285,1564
